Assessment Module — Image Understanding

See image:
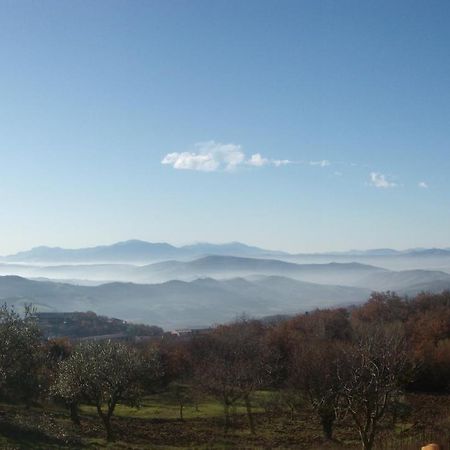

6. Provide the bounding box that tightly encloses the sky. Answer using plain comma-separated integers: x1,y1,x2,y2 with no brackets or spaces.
1,0,450,254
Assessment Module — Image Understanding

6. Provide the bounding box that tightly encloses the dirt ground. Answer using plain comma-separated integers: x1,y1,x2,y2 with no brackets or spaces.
0,393,450,449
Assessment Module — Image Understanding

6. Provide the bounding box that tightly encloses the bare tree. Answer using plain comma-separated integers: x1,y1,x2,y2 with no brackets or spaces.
338,324,411,450
289,338,342,440
192,319,269,434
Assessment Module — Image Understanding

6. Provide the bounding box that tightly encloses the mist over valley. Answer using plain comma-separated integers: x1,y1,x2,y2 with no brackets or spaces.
2,241,450,329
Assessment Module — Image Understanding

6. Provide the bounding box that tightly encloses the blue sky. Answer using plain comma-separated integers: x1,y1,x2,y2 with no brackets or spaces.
1,0,449,254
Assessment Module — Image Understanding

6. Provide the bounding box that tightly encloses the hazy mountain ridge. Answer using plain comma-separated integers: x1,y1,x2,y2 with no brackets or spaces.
137,256,387,286
0,256,387,285
294,248,450,257
1,261,450,328
2,240,286,263
2,242,450,329
3,240,450,265
1,255,449,292
0,275,371,329
353,269,450,291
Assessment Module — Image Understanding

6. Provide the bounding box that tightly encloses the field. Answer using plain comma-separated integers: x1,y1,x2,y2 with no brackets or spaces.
1,392,450,449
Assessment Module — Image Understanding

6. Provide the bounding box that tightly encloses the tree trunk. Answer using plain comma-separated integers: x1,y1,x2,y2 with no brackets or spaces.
391,405,398,428
104,417,113,442
245,395,256,435
360,432,374,450
97,404,114,442
179,403,184,421
223,402,231,433
320,412,334,440
69,402,81,426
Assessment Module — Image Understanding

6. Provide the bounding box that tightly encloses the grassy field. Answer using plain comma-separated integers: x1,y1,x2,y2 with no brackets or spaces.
80,390,266,421
1,392,450,449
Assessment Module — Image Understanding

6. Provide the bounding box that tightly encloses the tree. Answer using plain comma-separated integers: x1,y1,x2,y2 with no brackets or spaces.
167,382,195,421
338,324,411,450
158,340,196,420
44,338,79,424
288,308,352,341
289,338,342,440
52,340,161,441
0,304,42,405
352,292,408,324
192,319,269,434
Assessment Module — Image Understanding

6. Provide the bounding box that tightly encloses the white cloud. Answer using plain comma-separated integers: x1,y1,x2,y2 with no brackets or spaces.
369,172,397,189
162,141,296,172
161,152,220,172
418,181,429,189
247,153,269,167
309,160,331,167
161,141,245,172
273,159,292,167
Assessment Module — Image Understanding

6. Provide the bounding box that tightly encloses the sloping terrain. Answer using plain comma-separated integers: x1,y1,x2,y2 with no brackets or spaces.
0,275,370,329
354,269,450,291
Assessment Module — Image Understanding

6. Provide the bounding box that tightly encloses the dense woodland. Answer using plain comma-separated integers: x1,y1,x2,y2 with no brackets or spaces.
2,291,450,449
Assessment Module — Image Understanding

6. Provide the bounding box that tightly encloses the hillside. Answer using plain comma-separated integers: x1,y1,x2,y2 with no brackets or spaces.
0,275,371,329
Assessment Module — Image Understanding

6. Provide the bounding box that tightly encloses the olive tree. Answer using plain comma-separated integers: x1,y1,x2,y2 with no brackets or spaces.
0,304,42,405
52,340,161,441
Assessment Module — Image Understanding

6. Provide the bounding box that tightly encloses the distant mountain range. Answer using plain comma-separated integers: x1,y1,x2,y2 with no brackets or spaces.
3,240,450,264
1,240,287,263
2,241,450,329
1,254,450,290
0,275,371,329
1,262,449,329
137,256,385,285
0,255,449,327
0,256,387,285
310,248,450,257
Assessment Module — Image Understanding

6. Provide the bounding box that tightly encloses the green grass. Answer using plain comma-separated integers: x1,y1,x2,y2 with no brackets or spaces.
2,392,450,449
395,422,415,433
80,391,265,420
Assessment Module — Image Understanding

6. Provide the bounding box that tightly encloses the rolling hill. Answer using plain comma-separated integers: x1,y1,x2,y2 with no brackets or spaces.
0,275,371,329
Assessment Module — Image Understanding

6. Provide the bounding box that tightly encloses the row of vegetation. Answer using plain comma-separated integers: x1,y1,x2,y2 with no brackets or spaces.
1,291,450,449
36,310,164,339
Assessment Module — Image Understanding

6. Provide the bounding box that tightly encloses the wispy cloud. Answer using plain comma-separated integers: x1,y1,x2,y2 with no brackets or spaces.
309,159,330,167
162,143,420,194
273,159,292,167
162,141,297,172
369,172,397,189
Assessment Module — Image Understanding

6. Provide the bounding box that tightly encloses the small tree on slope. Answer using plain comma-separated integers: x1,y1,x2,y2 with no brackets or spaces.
52,340,161,441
